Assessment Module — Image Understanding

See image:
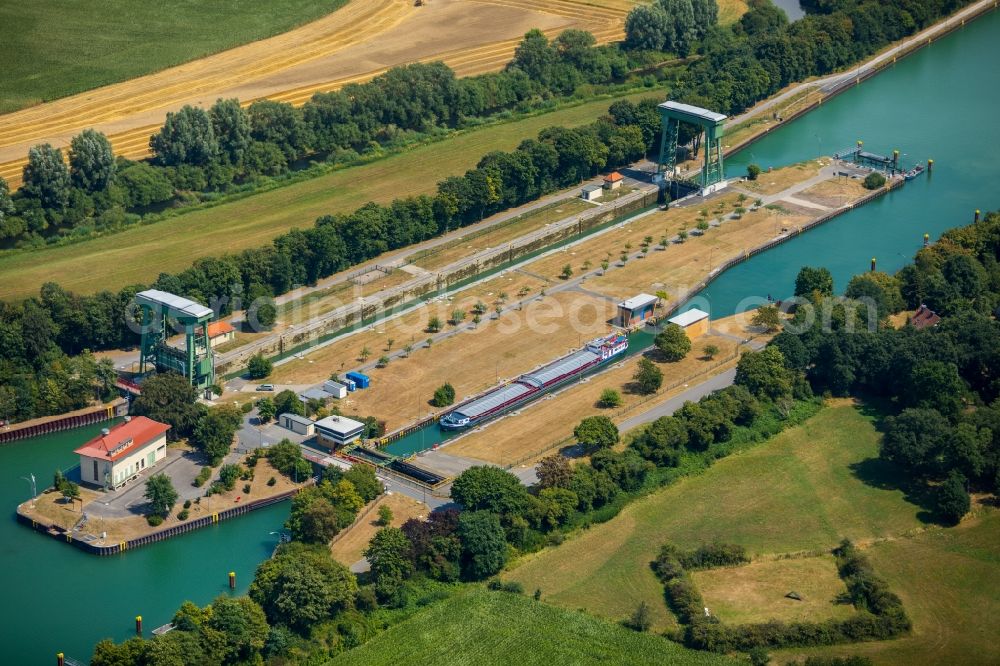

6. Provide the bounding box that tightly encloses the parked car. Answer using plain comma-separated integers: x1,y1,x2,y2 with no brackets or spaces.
256,384,274,391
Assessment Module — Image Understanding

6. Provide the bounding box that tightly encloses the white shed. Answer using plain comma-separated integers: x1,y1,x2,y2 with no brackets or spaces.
581,184,603,201
280,413,315,436
322,380,348,399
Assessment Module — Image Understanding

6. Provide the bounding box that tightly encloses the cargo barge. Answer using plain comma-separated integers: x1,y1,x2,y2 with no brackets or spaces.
439,332,628,431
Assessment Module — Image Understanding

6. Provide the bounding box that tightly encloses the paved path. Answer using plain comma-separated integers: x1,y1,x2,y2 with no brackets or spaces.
727,0,996,128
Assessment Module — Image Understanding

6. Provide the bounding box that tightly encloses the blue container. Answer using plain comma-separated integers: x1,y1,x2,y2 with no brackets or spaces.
343,378,356,392
346,371,370,389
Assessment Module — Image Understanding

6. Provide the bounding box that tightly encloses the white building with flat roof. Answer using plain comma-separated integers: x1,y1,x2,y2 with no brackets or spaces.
313,415,366,450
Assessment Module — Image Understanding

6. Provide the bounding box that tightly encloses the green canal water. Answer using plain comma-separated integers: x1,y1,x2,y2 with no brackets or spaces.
688,9,1000,318
2,11,998,663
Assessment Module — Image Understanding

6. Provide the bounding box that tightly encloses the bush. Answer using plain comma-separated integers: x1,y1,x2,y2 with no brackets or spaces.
183,499,192,509
376,504,393,526
193,467,213,487
862,172,886,190
267,476,277,486
177,509,189,520
747,164,761,181
218,464,241,491
598,388,623,408
431,382,456,407
147,514,164,527
243,483,252,494
247,353,273,379
679,542,750,569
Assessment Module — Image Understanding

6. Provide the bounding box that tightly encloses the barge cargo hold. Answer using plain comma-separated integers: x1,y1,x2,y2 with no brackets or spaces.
439,332,628,431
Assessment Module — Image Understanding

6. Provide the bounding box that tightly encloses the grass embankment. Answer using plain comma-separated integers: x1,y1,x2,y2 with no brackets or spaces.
329,587,735,666
505,404,927,632
0,91,660,301
0,0,348,114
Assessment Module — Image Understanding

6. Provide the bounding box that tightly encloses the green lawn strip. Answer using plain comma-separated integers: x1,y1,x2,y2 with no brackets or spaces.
775,512,1000,664
0,0,348,113
330,586,736,666
0,91,661,300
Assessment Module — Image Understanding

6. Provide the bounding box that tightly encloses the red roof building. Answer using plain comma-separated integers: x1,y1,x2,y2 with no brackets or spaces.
207,320,236,347
603,171,624,190
910,304,941,330
75,416,171,489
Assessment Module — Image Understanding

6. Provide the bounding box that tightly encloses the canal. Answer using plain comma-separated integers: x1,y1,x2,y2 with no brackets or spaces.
2,9,998,663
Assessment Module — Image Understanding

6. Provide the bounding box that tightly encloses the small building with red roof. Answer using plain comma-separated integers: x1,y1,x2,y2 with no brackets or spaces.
910,304,941,330
603,171,624,190
75,416,171,489
207,320,236,348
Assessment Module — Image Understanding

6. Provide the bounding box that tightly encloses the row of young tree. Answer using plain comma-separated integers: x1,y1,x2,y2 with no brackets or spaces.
767,211,1000,523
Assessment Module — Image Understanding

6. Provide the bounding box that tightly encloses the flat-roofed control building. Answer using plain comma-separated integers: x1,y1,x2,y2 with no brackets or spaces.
75,416,171,490
667,308,710,340
313,415,366,450
616,293,659,328
581,184,603,201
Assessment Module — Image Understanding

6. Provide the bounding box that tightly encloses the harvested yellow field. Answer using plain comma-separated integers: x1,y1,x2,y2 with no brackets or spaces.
742,160,828,196
446,332,739,465
797,176,868,207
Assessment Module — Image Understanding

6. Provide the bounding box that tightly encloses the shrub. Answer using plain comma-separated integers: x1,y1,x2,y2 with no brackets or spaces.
177,509,189,520
247,353,273,379
431,383,456,407
679,542,749,569
183,499,192,509
376,504,394,526
218,464,241,491
147,514,164,527
862,172,886,189
267,476,277,486
191,467,212,488
598,388,623,408
243,483,252,494
747,164,761,181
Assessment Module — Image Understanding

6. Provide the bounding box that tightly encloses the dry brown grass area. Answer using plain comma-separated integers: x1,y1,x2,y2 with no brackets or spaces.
797,176,868,207
20,487,99,530
741,160,828,196
330,492,429,567
269,271,550,384
446,332,738,465
525,193,742,285
584,206,811,302
274,291,612,430
691,555,855,625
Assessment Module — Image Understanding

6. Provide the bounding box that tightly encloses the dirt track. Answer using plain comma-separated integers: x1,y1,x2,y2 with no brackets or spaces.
0,0,634,186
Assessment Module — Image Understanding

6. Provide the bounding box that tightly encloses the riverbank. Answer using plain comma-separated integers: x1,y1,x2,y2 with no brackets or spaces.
16,456,308,555
0,399,127,444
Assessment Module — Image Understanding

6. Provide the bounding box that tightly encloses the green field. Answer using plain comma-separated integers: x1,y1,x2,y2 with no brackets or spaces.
0,0,348,113
330,587,735,666
691,554,855,625
779,512,1000,665
0,91,660,301
505,403,927,631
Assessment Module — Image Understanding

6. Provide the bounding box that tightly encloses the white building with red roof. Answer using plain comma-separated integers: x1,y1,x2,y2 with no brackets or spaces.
206,320,236,348
75,416,171,490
